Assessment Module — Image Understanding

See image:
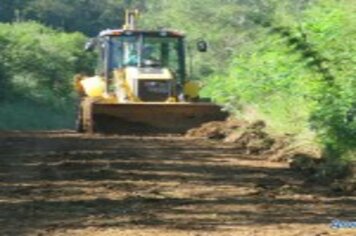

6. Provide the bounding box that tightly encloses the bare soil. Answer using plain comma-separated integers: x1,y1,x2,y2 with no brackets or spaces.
0,131,355,236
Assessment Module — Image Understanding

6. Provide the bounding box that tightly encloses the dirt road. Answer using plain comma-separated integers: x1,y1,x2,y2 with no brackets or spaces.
0,132,355,236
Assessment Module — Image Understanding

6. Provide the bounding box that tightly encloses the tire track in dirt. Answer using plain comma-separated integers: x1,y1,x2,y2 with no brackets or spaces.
0,132,355,236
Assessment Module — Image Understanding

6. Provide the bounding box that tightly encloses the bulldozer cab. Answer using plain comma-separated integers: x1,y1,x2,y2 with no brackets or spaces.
93,30,186,95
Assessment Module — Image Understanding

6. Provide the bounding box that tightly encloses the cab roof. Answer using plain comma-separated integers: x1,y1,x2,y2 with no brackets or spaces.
99,29,185,38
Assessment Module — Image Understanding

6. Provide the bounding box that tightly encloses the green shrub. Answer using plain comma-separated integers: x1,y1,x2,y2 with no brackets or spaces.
205,0,355,161
0,21,94,129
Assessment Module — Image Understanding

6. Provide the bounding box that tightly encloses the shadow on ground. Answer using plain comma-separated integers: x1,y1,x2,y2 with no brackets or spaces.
0,133,355,235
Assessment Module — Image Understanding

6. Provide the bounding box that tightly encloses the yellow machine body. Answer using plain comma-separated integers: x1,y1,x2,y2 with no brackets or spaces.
75,10,228,134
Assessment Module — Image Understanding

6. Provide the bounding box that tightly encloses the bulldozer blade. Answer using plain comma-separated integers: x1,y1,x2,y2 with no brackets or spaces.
82,102,228,134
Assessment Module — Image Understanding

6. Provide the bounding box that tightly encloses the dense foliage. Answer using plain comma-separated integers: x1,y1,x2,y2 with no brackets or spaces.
205,0,355,160
0,22,94,129
0,0,145,36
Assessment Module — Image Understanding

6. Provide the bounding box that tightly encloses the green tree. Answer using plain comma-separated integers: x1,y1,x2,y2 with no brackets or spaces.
0,21,94,105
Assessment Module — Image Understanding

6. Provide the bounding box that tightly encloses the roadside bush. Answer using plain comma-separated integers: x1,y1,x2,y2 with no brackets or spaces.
205,0,355,164
0,21,94,129
0,21,94,105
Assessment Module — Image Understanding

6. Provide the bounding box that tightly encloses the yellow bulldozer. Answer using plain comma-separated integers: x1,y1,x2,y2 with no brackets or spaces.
75,10,227,134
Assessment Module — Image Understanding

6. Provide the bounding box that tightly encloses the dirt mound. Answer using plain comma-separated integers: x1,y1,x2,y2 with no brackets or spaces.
224,120,275,154
290,154,356,194
186,119,355,195
186,119,275,154
185,118,246,139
